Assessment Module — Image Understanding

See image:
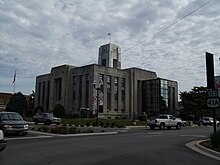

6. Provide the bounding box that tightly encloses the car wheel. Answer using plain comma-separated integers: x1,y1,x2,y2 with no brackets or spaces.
159,123,165,130
176,123,181,129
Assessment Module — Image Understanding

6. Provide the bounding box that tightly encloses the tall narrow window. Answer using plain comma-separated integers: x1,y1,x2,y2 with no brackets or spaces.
121,78,125,112
38,82,41,105
99,74,104,113
114,77,118,111
79,75,83,107
46,81,50,111
107,75,111,111
85,74,90,107
73,76,76,101
102,59,106,67
55,78,62,101
113,59,117,69
42,81,45,105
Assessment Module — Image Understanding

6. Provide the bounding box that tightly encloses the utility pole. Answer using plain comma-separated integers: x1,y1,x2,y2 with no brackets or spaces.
206,52,217,133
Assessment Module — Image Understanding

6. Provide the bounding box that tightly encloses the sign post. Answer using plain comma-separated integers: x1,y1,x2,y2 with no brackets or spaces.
206,52,217,133
207,89,218,133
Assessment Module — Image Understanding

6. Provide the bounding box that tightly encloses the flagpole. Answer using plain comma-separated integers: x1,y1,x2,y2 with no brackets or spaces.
108,33,111,44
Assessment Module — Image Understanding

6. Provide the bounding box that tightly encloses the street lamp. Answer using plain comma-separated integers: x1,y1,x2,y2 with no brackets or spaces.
93,80,103,125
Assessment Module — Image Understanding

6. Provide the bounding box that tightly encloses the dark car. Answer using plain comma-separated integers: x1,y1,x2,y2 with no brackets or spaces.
0,112,28,135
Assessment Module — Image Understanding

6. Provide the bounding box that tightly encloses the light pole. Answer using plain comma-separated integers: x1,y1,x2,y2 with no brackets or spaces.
93,80,103,125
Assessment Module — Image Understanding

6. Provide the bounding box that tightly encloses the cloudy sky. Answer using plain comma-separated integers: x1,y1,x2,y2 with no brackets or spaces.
1,0,220,97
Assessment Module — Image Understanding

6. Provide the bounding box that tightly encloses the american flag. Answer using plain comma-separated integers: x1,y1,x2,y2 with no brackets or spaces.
12,71,16,83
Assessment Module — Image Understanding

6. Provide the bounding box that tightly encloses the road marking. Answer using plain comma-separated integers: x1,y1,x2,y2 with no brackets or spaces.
148,132,162,135
5,135,53,141
180,135,207,138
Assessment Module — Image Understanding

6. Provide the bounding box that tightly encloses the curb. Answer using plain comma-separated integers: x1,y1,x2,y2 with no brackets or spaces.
185,140,220,160
126,126,146,129
195,140,220,158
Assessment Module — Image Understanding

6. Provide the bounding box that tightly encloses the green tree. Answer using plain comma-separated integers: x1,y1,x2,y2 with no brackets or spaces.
6,92,27,116
179,86,212,120
53,104,65,118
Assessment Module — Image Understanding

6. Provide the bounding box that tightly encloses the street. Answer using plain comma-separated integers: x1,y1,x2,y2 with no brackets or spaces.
0,126,219,165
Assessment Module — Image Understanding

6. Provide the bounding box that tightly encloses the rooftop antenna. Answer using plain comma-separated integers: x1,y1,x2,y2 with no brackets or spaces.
108,32,111,43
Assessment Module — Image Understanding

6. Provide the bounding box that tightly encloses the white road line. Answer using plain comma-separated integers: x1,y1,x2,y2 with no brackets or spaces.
148,132,162,135
5,135,53,141
180,135,207,138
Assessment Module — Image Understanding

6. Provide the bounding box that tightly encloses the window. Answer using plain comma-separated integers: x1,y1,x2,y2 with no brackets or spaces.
114,77,118,111
102,59,106,66
107,75,111,110
79,75,83,106
55,78,62,101
73,76,76,101
46,81,50,110
38,82,41,105
85,74,90,107
113,59,117,68
121,78,125,112
42,81,45,105
160,79,168,113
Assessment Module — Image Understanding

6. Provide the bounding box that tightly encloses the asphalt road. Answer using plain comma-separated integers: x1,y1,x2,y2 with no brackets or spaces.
0,126,219,165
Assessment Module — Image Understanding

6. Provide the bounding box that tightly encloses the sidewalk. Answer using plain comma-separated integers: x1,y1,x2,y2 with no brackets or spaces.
185,140,220,161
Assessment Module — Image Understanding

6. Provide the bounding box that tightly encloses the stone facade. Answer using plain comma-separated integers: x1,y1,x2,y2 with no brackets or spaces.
35,43,178,119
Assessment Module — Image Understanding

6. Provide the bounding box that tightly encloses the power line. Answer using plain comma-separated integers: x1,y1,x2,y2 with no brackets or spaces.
123,0,212,53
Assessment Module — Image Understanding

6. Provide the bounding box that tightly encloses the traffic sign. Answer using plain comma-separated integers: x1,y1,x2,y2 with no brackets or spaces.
207,98,220,108
207,89,218,97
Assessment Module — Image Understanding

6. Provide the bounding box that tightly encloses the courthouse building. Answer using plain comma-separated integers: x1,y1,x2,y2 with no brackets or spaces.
35,43,178,119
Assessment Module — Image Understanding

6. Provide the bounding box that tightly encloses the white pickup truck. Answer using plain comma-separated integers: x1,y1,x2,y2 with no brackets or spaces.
147,114,182,130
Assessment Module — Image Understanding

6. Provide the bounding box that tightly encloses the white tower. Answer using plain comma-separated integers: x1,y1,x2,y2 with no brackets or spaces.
98,43,121,69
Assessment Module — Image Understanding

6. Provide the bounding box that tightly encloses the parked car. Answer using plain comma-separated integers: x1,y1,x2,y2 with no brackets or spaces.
33,113,61,125
0,130,6,152
0,112,28,135
201,117,220,126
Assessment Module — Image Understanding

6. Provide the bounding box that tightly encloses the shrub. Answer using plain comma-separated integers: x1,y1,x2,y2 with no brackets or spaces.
42,126,49,132
210,130,220,148
51,125,59,134
69,126,76,134
76,128,81,133
59,125,69,134
110,123,115,128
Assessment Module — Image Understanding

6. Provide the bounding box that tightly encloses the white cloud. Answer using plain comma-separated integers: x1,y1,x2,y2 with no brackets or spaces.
0,0,219,96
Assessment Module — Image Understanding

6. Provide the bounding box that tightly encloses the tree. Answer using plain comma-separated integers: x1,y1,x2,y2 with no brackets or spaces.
179,86,212,120
53,104,65,118
6,92,27,116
